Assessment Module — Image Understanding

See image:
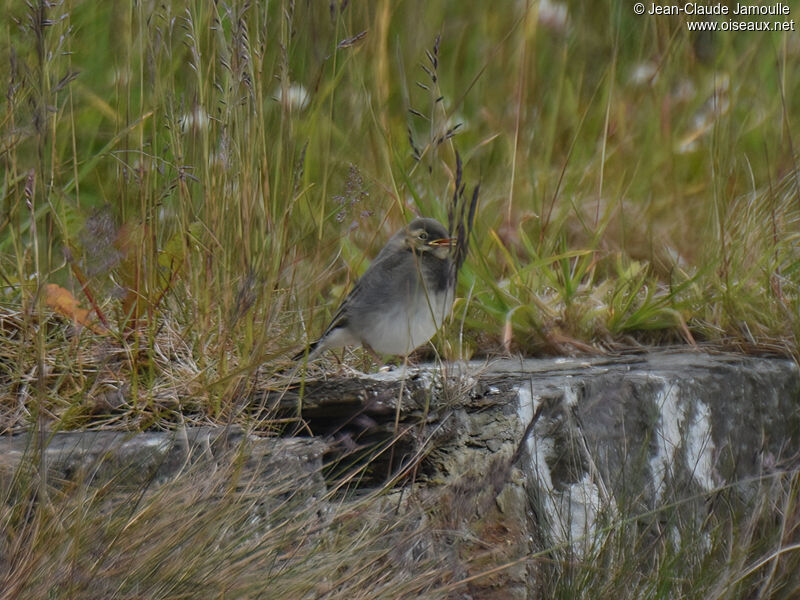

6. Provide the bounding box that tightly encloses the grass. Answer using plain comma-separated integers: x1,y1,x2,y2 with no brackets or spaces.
539,468,800,599
2,0,800,415
0,436,464,599
2,425,799,599
1,0,800,597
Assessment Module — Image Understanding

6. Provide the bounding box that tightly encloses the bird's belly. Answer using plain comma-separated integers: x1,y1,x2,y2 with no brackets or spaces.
361,290,452,355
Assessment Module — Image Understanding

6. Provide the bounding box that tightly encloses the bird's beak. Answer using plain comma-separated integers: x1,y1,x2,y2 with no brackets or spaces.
427,237,454,247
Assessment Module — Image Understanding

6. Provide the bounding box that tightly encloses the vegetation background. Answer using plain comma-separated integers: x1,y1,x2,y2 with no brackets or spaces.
1,0,800,597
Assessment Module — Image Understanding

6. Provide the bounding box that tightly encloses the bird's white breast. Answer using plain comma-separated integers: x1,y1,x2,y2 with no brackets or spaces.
361,287,452,355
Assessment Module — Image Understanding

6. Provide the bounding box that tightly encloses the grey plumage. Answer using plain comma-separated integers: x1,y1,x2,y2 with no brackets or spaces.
295,218,456,361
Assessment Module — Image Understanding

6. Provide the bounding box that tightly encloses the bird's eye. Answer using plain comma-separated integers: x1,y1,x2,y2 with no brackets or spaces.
418,231,428,240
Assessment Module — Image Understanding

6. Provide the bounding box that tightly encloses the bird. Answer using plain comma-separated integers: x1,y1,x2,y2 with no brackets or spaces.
295,217,457,362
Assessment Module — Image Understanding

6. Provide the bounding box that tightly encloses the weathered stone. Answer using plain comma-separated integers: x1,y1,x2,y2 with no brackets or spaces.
0,426,326,497
509,353,800,553
267,353,800,597
2,352,798,599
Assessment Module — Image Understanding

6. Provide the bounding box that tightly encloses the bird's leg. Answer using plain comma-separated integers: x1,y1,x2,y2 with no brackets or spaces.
376,353,417,373
404,353,419,367
362,342,384,367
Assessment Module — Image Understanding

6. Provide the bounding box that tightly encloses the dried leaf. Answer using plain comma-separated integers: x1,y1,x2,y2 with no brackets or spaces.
44,283,106,334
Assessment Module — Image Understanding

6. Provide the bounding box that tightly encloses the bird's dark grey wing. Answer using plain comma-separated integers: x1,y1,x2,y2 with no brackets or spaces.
312,242,411,339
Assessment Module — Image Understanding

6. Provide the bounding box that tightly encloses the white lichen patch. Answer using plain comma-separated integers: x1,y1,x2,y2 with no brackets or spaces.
517,385,612,555
134,436,172,450
516,385,552,492
552,473,608,554
648,376,717,498
563,381,578,407
516,384,535,425
360,365,418,382
684,399,715,491
649,377,682,500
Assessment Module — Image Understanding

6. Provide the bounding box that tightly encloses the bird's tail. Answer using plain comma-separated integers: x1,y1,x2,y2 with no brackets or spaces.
292,339,320,362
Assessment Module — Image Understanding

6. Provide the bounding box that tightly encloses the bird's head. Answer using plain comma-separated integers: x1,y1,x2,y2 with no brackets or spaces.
403,218,453,260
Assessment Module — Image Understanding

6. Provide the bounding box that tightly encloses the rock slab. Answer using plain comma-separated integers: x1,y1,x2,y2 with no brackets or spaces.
2,352,798,599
